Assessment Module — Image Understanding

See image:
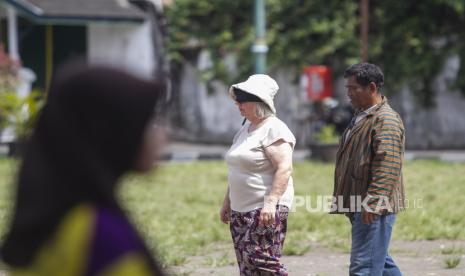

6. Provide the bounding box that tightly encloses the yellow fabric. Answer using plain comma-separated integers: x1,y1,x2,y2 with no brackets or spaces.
9,204,155,276
99,253,153,276
12,204,94,276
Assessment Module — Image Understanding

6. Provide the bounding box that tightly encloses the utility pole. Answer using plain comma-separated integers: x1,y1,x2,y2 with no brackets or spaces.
360,0,369,62
252,0,267,74
7,6,19,62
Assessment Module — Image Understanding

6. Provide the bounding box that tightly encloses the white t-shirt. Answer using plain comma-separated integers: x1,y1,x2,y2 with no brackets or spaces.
225,116,296,212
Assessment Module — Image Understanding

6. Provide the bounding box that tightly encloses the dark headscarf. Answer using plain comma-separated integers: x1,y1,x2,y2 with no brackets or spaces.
1,62,166,273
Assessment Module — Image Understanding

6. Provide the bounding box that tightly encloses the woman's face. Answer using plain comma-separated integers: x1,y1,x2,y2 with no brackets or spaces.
236,101,257,120
133,118,168,172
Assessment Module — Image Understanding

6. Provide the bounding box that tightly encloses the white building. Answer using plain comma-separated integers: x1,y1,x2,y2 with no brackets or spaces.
0,0,164,89
0,0,165,146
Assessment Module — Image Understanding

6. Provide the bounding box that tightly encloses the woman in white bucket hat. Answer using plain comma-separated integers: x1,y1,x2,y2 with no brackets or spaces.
220,74,296,276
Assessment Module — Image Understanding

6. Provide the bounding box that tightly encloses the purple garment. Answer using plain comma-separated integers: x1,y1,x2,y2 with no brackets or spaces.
85,206,150,276
229,206,289,276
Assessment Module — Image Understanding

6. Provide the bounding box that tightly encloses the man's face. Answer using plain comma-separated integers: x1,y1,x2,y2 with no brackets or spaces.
345,76,373,110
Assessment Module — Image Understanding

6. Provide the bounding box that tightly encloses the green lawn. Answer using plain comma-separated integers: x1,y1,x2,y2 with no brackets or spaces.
1,159,465,267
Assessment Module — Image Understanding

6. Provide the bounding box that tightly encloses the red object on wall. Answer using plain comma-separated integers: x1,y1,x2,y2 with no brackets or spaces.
302,65,333,101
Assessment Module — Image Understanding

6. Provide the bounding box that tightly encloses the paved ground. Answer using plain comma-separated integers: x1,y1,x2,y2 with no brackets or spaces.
1,240,463,275
2,141,465,162
173,240,465,276
161,142,465,163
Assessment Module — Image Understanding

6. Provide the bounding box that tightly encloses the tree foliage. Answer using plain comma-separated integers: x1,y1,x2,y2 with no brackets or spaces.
369,0,465,106
166,0,465,106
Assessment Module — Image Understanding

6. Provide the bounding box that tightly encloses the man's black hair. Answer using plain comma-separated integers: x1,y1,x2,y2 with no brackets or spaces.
344,62,384,90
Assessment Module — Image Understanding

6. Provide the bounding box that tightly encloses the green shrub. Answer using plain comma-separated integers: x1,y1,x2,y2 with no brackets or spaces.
314,124,340,144
0,91,44,140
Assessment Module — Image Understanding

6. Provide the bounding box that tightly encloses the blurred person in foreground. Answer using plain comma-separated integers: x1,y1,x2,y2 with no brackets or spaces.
1,62,167,275
220,74,296,276
331,62,405,275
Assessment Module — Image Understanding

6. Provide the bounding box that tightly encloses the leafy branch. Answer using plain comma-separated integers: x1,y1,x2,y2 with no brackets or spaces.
166,0,465,105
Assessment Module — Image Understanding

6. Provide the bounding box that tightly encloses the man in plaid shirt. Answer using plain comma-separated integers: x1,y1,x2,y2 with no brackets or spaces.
332,62,405,275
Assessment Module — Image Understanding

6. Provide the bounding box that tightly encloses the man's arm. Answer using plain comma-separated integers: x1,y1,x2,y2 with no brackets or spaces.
365,112,404,219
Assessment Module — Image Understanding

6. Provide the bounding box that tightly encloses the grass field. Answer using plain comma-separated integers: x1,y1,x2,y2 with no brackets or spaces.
1,158,465,268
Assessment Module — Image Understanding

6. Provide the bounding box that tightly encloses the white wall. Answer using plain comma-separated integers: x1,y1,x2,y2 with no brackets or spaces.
173,52,465,148
176,61,243,142
87,21,156,79
389,55,465,149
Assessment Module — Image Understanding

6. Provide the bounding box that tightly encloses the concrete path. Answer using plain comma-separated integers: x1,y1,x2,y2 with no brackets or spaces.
2,141,465,162
173,240,465,276
162,142,465,162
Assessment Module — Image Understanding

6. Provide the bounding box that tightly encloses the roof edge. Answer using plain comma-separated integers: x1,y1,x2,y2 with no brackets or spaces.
37,15,145,25
4,0,44,16
3,0,146,24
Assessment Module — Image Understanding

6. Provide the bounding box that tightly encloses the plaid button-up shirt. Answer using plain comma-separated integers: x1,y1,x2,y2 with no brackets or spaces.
331,96,406,214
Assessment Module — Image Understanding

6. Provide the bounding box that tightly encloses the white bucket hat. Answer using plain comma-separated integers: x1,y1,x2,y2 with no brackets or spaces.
229,74,279,114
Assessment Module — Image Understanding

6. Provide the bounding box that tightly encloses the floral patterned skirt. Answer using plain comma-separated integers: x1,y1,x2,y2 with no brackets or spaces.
229,206,289,276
